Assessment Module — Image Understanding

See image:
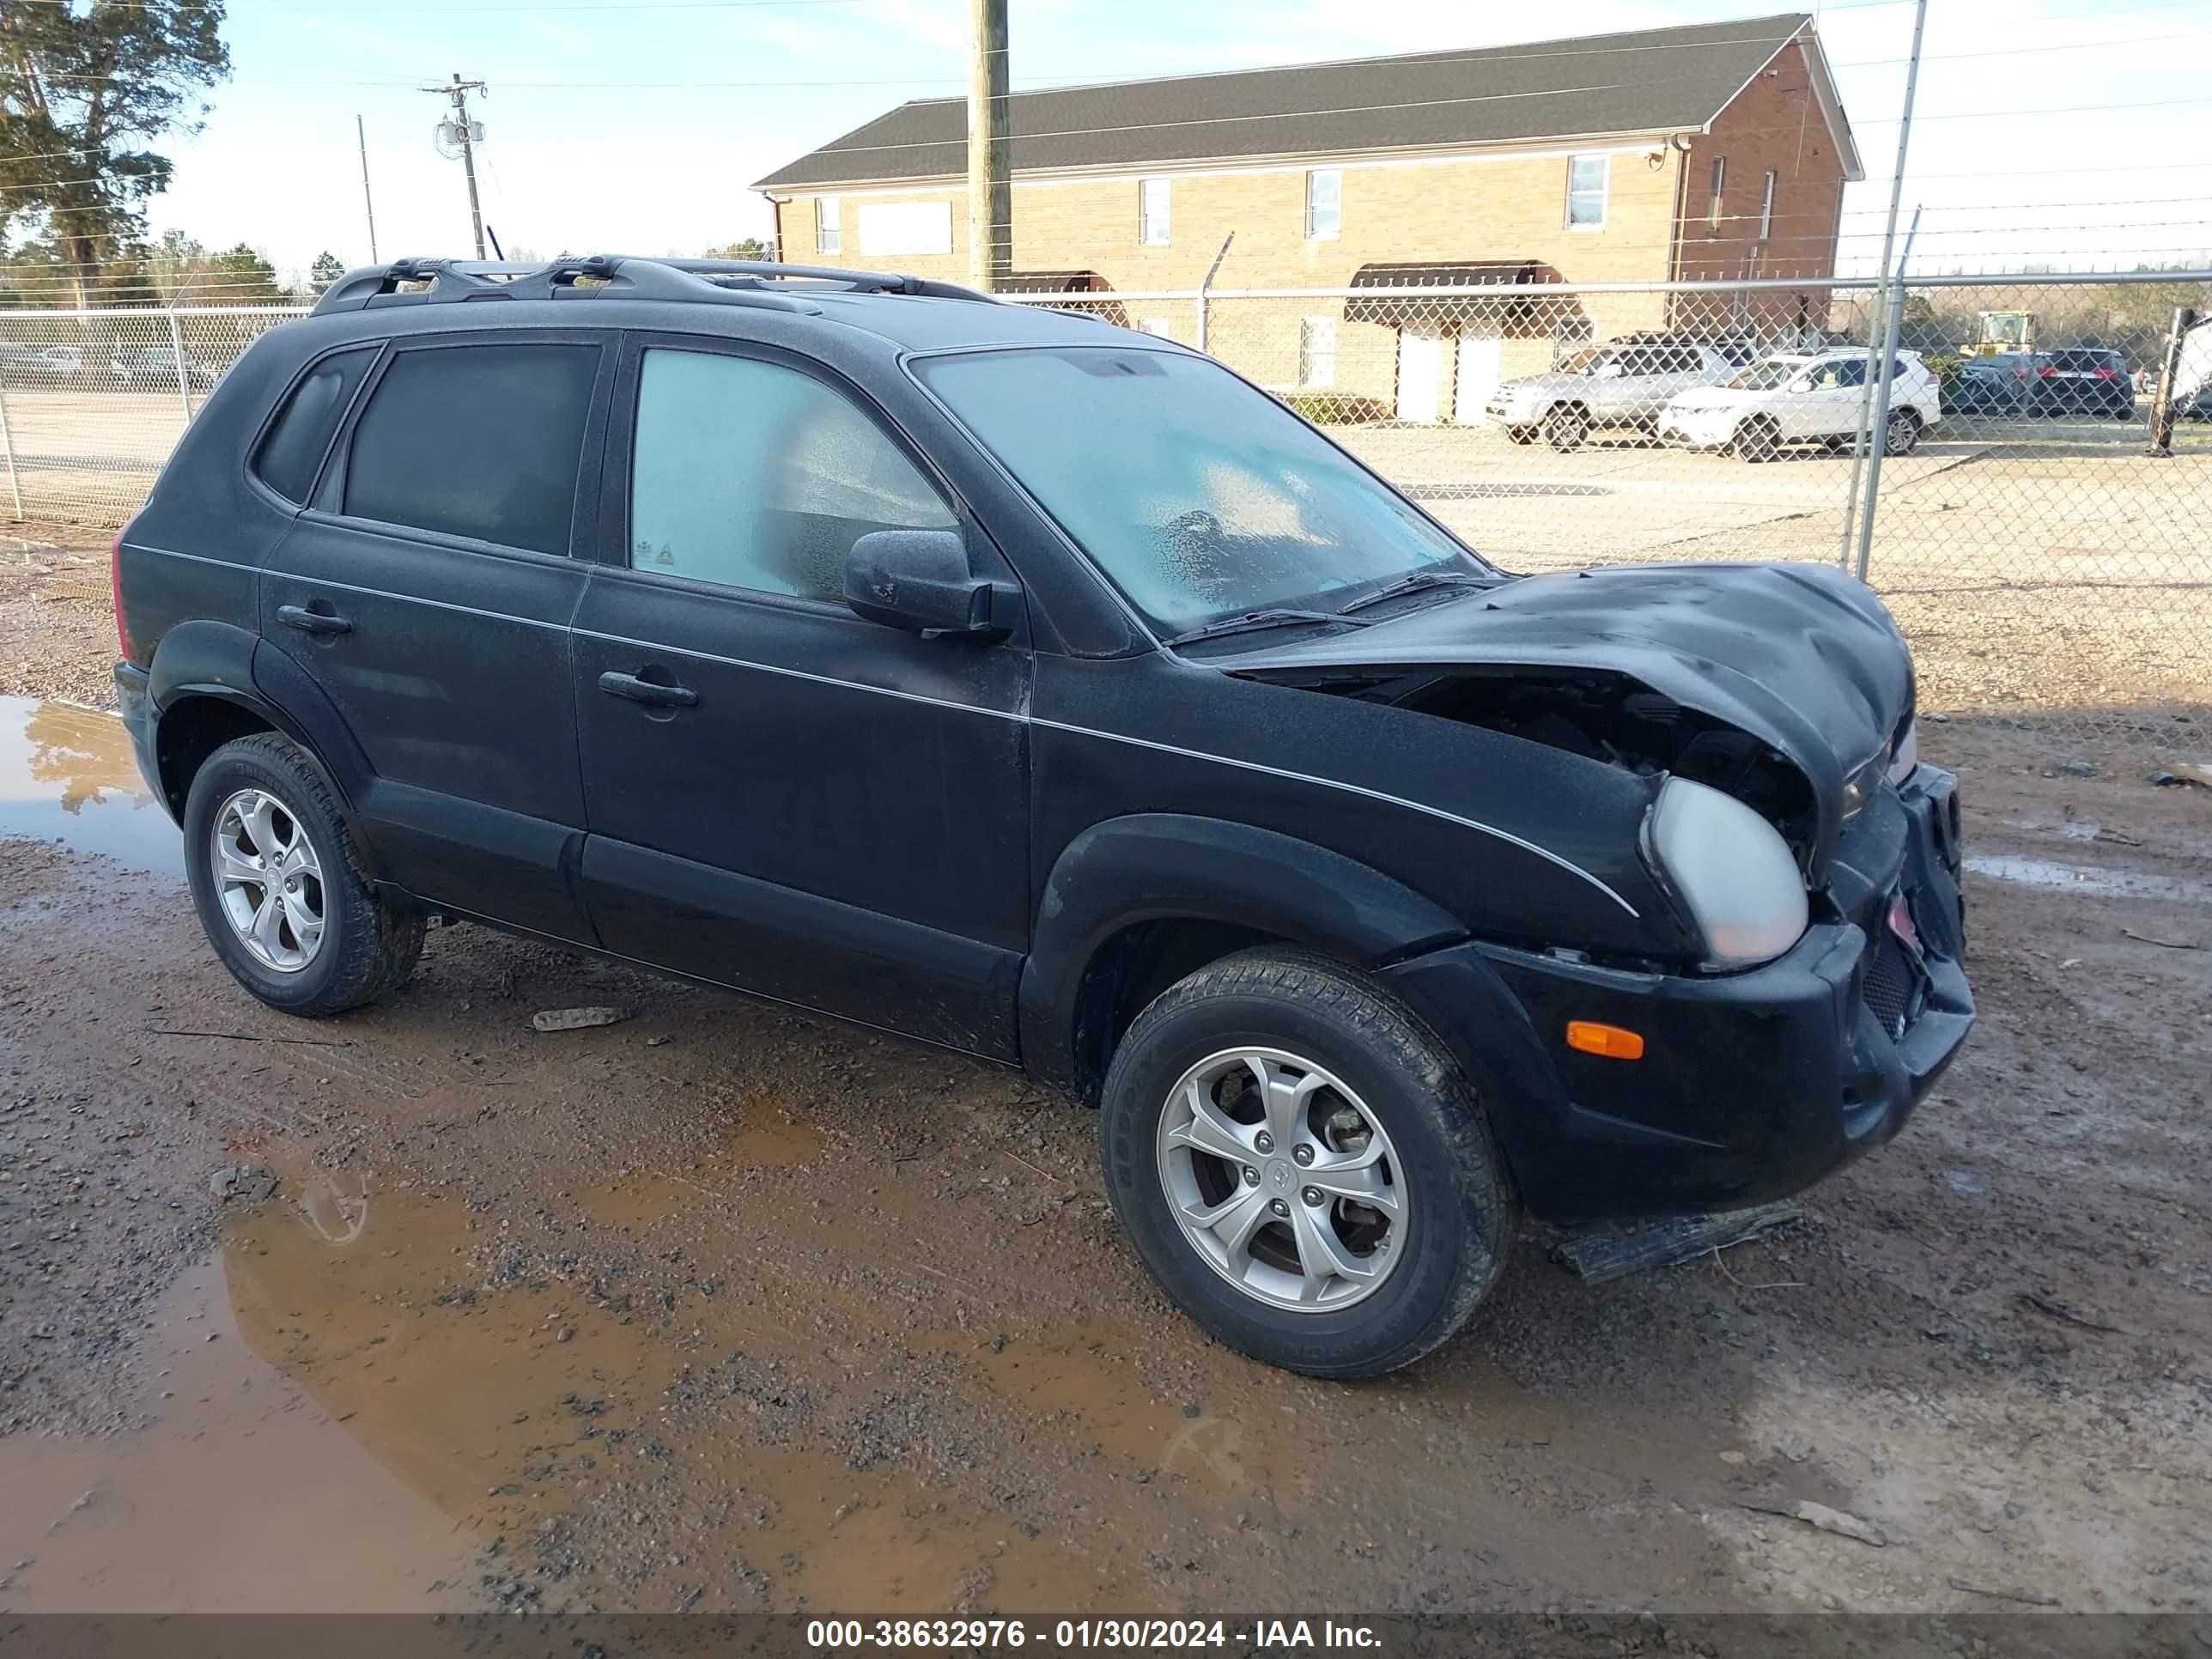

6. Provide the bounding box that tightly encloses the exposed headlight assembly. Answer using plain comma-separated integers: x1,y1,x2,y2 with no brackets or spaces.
1644,776,1809,969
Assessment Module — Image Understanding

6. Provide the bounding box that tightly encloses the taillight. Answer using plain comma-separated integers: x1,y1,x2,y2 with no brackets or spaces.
110,527,133,661
2093,367,2119,381
2038,365,2058,379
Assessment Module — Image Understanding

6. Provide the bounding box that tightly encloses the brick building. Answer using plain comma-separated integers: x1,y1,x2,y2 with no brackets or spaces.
755,14,1861,421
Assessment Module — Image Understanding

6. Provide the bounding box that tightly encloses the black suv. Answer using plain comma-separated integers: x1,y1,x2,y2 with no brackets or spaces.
2028,348,2136,419
112,257,1973,1377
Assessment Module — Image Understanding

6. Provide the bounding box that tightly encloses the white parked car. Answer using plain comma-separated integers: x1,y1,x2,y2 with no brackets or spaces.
1485,337,1750,451
1661,349,1942,461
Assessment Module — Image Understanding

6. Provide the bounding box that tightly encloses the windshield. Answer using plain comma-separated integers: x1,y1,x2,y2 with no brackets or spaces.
914,346,1481,634
1729,359,1802,392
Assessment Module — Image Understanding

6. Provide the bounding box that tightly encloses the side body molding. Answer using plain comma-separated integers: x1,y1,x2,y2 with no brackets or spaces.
1018,813,1466,1097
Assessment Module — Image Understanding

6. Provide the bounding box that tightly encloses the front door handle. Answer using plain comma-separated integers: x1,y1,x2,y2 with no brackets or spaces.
276,604,352,636
598,670,698,709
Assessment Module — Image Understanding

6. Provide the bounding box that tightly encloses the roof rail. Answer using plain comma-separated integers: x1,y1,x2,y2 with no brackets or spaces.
309,254,1000,317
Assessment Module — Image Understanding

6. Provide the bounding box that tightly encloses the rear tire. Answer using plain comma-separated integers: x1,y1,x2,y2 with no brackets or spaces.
1098,948,1517,1378
1544,405,1589,452
182,732,423,1017
1883,407,1922,457
1504,424,1537,446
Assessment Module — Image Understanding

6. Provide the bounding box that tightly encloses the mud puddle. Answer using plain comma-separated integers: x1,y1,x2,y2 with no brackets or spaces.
0,1247,474,1612
1963,853,2211,904
0,694,179,875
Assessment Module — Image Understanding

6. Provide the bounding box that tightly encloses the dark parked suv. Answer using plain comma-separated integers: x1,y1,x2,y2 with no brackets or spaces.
112,257,1973,1376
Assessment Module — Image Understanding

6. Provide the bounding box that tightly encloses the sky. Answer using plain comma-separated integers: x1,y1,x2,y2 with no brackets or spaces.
135,0,2212,287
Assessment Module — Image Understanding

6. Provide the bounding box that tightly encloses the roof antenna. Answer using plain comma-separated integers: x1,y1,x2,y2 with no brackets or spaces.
484,224,505,260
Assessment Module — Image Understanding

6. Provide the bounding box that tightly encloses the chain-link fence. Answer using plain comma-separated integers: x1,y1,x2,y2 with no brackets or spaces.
1018,271,2212,753
3,280,2207,750
0,306,307,524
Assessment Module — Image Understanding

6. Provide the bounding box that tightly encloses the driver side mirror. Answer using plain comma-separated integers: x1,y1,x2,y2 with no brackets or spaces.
844,529,1018,639
1594,362,1626,380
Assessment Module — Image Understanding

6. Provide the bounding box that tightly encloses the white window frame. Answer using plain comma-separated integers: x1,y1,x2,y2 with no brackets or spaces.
1139,177,1171,247
1297,316,1337,390
1137,317,1176,338
815,195,841,255
1707,157,1725,232
1759,169,1777,242
1565,154,1608,229
1304,168,1341,241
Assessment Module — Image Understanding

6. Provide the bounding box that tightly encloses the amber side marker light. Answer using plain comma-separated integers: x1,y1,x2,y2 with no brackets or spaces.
1565,1021,1645,1060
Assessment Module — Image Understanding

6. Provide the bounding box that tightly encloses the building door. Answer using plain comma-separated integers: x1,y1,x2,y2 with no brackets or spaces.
1395,328,1445,423
1454,334,1502,425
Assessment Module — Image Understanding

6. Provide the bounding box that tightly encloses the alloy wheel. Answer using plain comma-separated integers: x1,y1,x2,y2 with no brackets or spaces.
1155,1047,1407,1313
210,787,326,973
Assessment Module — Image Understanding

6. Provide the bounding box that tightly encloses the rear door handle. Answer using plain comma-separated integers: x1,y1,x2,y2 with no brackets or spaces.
598,670,698,709
276,604,352,636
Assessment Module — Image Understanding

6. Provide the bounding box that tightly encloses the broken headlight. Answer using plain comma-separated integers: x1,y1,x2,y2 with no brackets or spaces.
1644,776,1809,969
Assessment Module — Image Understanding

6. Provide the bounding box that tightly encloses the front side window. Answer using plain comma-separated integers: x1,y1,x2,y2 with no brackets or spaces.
816,195,842,254
1297,317,1337,389
1566,154,1609,228
1730,359,1798,392
915,346,1480,635
1140,177,1171,246
343,343,599,556
1304,168,1341,240
629,349,953,603
254,346,377,504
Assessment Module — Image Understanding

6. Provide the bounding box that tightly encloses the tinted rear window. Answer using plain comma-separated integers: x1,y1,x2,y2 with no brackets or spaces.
254,347,378,504
343,343,599,555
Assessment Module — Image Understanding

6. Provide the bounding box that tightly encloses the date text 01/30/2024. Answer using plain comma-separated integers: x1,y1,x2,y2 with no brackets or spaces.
805,1618,1382,1649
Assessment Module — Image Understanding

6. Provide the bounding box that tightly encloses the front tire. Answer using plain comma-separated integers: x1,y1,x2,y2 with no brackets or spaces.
183,732,423,1017
1544,405,1589,452
1504,424,1537,445
1735,416,1781,462
1099,948,1516,1378
1882,408,1923,456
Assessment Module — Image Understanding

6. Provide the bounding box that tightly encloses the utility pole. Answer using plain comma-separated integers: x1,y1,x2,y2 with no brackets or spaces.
356,114,380,263
422,73,489,260
966,0,1011,290
1837,0,1928,570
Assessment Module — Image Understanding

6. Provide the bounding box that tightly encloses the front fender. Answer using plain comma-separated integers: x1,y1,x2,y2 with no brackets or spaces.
1018,813,1466,1097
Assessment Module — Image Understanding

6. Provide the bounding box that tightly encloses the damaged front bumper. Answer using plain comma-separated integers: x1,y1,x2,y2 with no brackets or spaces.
1383,765,1973,1224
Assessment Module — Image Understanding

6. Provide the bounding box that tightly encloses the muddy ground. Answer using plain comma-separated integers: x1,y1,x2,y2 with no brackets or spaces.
1,558,2209,1623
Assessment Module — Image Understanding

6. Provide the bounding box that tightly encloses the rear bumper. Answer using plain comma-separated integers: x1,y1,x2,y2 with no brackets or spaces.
1384,766,1972,1224
113,660,168,819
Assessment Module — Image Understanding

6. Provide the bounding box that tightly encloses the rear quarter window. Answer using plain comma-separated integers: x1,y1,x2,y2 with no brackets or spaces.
342,342,599,556
253,347,379,504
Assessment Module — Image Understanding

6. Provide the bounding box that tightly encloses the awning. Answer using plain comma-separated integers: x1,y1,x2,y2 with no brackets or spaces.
1345,260,1556,328
1000,269,1130,327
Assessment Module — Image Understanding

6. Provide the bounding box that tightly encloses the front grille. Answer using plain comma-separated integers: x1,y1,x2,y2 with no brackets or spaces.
1862,927,1917,1039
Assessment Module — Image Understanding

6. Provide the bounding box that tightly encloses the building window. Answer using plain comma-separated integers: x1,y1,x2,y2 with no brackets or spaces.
1707,157,1725,232
857,200,952,256
1304,169,1341,241
1759,170,1777,241
1566,154,1608,228
1139,177,1171,246
1297,317,1337,389
815,196,841,254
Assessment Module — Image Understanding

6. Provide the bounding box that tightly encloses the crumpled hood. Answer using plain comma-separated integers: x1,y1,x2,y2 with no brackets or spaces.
1226,562,1914,878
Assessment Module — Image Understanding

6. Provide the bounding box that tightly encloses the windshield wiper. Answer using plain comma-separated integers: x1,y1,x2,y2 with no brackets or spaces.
1163,608,1373,648
1339,568,1491,615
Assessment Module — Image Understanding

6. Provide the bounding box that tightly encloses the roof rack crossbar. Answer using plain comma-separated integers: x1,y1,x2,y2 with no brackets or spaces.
309,255,1001,318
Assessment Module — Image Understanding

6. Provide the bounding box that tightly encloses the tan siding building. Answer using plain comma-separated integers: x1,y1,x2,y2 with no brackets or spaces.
758,17,1859,421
